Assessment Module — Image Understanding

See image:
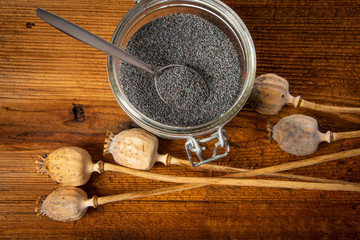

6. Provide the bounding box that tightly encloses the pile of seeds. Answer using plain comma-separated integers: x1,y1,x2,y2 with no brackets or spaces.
120,13,242,127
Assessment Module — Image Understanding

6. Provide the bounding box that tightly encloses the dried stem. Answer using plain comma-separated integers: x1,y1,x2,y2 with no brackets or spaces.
168,156,359,185
100,148,360,192
102,162,360,192
332,130,360,141
222,148,360,178
96,184,202,206
299,98,360,113
96,180,359,207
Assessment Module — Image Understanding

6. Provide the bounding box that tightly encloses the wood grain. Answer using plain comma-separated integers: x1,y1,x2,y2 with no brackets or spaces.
1,0,360,239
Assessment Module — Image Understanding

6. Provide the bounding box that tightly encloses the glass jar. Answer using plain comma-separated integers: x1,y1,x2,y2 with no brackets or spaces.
107,0,256,166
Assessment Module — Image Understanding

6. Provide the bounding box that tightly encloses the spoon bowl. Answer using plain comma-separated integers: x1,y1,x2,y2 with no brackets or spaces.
155,65,209,110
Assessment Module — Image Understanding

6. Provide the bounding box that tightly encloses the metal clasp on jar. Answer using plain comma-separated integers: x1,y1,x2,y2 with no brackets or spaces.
185,126,229,167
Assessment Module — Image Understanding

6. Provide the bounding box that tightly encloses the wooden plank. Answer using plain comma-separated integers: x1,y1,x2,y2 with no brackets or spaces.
0,0,360,239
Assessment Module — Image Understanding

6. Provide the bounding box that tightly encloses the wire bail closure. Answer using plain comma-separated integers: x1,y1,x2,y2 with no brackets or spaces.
185,126,229,167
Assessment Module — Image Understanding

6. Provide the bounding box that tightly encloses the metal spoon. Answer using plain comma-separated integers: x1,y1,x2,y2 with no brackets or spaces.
35,8,209,109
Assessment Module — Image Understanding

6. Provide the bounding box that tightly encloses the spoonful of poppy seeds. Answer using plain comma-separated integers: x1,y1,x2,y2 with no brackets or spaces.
156,66,208,109
35,8,209,110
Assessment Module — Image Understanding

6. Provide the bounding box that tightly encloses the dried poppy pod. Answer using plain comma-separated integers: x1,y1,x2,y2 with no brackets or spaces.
104,128,210,171
36,147,100,186
36,187,92,222
269,114,360,155
104,128,167,171
248,73,301,115
249,73,360,115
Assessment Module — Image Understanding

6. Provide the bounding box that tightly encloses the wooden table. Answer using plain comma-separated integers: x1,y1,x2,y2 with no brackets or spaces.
1,0,360,239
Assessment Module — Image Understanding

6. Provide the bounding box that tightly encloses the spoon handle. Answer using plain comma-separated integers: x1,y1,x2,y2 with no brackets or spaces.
35,8,155,74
